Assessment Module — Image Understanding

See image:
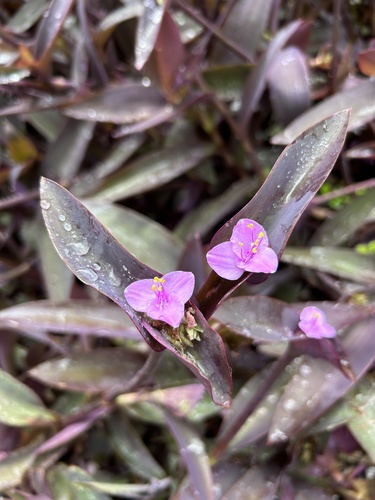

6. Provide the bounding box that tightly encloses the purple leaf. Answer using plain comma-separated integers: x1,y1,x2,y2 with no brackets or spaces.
268,316,375,444
0,300,141,340
28,348,147,393
162,407,214,500
35,406,109,456
272,79,375,145
62,83,169,124
142,303,232,407
40,177,163,350
197,109,350,318
40,178,232,406
107,410,166,480
134,0,166,70
239,20,310,129
213,296,298,343
267,46,311,126
33,0,75,63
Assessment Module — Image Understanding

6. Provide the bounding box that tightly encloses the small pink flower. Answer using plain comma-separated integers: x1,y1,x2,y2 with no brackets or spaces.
206,218,278,280
124,271,195,328
298,306,336,339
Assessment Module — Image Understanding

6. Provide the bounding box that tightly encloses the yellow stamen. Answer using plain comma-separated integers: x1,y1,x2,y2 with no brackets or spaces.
258,231,264,238
252,248,257,253
158,285,163,291
247,223,254,228
238,242,243,247
153,276,165,283
152,284,157,291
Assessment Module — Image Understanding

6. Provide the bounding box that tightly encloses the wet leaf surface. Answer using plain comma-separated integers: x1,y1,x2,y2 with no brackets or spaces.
63,83,169,124
197,110,350,317
28,348,146,393
272,79,375,145
310,189,375,246
282,246,375,284
163,407,214,500
33,0,75,63
90,143,214,201
40,177,163,350
268,316,375,443
0,299,141,340
107,409,166,480
83,200,183,273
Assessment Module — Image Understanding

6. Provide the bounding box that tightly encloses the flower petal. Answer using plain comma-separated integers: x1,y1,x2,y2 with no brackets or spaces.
163,271,195,303
147,293,185,328
206,242,244,280
124,279,155,312
231,218,269,258
239,247,278,274
298,306,336,339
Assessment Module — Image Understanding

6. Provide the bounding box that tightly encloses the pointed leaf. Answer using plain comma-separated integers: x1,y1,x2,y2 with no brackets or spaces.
33,0,75,63
40,177,163,350
63,83,169,124
47,464,110,500
90,143,214,201
37,221,75,300
267,47,311,126
0,299,140,340
197,110,350,317
268,316,375,444
107,410,166,480
281,247,375,285
272,79,375,145
6,0,47,33
134,0,166,70
162,407,214,500
310,189,375,246
40,179,232,404
28,348,146,393
214,296,298,342
142,303,232,407
239,20,308,128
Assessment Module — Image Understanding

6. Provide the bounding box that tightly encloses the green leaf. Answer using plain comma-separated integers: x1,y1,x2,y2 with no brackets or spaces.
0,440,40,490
0,368,55,426
281,247,375,285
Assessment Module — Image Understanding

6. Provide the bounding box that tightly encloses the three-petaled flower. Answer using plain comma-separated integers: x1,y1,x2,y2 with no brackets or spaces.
298,306,336,339
124,271,195,328
206,218,278,280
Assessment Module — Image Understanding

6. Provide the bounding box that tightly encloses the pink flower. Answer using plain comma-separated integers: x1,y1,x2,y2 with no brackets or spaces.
124,271,195,328
298,306,336,339
206,219,278,280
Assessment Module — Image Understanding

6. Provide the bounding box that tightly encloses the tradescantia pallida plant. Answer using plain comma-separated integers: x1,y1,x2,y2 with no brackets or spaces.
41,110,350,407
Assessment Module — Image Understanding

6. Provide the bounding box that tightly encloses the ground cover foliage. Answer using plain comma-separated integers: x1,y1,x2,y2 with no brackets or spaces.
1,0,375,498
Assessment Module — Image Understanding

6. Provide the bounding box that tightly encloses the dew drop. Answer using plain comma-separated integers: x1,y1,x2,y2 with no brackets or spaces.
77,268,98,283
92,262,101,271
41,200,50,210
63,222,72,232
68,241,90,256
58,214,66,222
108,267,121,287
